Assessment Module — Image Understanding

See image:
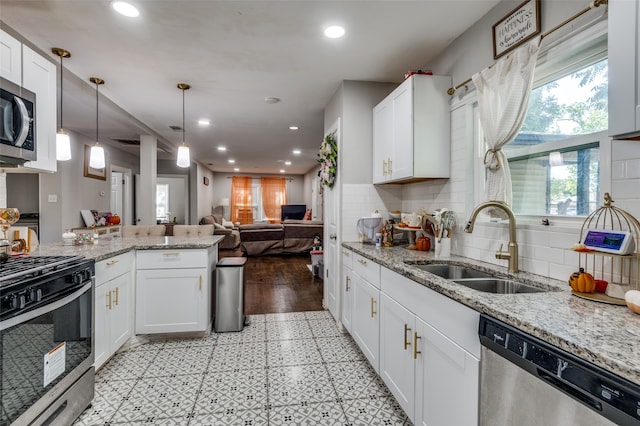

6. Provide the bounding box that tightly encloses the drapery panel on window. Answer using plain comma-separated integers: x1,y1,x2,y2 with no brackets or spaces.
261,177,287,223
471,37,540,205
231,176,253,224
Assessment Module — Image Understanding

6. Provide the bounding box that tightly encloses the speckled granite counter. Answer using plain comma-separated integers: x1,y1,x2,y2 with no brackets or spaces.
343,242,640,387
30,235,225,262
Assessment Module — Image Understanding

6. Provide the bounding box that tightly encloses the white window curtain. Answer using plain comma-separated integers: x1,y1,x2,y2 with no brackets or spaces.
471,37,541,205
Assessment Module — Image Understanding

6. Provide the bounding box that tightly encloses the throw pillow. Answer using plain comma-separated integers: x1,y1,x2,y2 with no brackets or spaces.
213,223,226,230
222,219,235,228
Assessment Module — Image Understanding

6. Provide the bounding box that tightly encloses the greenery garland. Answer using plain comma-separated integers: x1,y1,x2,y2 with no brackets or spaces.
317,132,338,189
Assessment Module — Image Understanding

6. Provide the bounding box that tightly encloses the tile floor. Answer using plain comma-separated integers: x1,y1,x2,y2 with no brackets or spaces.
74,311,412,425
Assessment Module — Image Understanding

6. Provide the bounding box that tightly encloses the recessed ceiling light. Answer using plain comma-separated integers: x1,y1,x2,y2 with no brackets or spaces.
217,146,227,152
228,159,235,164
264,96,281,104
285,161,292,166
234,167,240,172
292,149,301,155
324,25,345,39
198,119,210,126
280,169,285,173
111,1,139,17
289,126,299,130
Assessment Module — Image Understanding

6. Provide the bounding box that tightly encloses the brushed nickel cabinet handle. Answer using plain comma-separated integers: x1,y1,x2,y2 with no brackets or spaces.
404,324,412,350
371,297,377,318
106,291,112,310
106,259,119,266
357,259,367,266
346,276,350,292
113,287,119,306
413,332,422,359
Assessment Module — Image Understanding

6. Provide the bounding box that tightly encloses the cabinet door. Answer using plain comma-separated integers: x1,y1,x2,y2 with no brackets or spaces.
391,81,413,180
373,98,393,183
341,264,353,332
110,272,133,350
22,46,57,172
0,30,21,84
415,317,479,426
94,282,111,370
352,274,380,372
608,0,640,137
136,268,208,334
379,293,416,422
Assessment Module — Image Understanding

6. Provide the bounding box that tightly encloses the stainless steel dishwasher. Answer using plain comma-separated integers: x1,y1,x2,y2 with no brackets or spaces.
479,315,640,426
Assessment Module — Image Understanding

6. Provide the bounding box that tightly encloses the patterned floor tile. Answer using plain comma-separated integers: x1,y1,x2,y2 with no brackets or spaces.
188,408,269,426
268,364,337,406
96,350,157,380
308,318,343,338
144,346,213,377
269,401,347,425
265,312,307,322
246,314,267,324
209,342,267,372
304,310,334,320
194,369,268,414
342,396,409,426
109,375,201,423
162,335,217,349
267,339,322,366
215,322,266,344
316,335,366,363
266,320,314,341
327,361,390,400
111,417,191,425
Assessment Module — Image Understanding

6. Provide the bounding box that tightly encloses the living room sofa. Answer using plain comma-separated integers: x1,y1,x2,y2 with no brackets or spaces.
198,214,241,251
239,219,323,256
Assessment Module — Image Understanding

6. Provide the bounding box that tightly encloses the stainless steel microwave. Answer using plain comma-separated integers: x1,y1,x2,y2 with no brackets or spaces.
0,77,36,165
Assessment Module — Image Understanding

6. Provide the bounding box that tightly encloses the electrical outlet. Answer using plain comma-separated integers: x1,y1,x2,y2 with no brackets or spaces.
99,191,105,197
47,194,57,203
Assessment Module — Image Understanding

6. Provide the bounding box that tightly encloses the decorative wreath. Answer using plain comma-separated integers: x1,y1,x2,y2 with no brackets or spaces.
317,132,338,189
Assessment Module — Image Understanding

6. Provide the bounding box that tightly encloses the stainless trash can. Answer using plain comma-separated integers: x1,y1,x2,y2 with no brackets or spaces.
214,257,247,332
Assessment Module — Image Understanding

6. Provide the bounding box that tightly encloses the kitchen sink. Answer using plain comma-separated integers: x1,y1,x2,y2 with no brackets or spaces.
409,263,495,280
452,279,546,294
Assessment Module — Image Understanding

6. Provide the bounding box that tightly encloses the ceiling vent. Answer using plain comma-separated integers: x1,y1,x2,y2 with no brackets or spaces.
112,138,140,146
169,125,182,131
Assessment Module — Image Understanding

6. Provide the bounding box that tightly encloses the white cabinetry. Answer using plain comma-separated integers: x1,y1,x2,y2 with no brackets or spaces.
94,252,134,369
136,248,216,334
608,0,640,138
372,74,451,184
0,30,22,84
21,46,57,172
350,252,381,371
341,248,354,332
378,266,480,425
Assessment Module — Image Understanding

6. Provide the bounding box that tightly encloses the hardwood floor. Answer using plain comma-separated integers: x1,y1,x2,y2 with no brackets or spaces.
221,252,324,315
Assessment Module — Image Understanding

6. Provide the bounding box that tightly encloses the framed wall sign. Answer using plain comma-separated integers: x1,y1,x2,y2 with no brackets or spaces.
492,0,540,59
83,145,107,180
203,176,210,186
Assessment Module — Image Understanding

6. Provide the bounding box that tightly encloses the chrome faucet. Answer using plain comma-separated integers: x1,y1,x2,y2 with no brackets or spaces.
464,201,519,273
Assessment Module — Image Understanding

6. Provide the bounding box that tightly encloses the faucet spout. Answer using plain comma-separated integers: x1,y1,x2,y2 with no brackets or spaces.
464,201,519,273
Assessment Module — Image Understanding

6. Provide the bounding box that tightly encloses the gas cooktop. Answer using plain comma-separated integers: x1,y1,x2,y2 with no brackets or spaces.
0,255,85,285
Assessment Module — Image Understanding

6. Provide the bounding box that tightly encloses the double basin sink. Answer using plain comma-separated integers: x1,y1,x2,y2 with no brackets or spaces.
406,263,550,294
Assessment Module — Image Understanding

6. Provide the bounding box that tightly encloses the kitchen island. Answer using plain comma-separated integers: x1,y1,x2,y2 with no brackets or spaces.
343,242,640,388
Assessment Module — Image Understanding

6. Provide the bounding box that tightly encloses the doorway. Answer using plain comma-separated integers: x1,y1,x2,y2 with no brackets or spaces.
110,166,132,225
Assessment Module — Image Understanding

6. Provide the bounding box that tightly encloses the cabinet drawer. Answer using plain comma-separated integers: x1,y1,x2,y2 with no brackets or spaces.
353,253,380,288
342,248,353,270
95,252,134,286
137,249,209,270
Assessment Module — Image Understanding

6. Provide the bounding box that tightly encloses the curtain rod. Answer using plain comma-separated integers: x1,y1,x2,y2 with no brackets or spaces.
226,176,294,182
446,0,608,96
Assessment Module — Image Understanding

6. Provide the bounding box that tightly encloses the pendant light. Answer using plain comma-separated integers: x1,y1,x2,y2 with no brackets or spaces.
176,83,191,168
52,48,72,161
89,77,106,169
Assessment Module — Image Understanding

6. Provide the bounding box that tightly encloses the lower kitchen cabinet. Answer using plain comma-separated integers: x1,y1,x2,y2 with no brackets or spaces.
135,248,216,334
341,249,354,332
94,252,134,369
351,273,380,371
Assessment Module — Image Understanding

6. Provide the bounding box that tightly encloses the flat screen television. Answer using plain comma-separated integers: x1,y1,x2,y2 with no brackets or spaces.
281,204,306,221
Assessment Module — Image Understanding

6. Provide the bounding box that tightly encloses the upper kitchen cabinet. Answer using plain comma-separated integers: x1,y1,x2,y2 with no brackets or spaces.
0,30,22,85
608,0,640,139
22,46,57,173
372,74,451,184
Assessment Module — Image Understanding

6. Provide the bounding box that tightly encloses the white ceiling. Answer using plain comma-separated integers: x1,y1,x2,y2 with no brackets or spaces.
0,0,500,175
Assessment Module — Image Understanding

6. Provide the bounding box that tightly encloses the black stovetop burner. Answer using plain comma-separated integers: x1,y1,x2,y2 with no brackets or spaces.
0,255,84,285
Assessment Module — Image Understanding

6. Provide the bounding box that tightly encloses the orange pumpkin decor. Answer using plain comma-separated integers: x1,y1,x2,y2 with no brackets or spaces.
416,235,430,251
568,268,596,293
111,215,121,225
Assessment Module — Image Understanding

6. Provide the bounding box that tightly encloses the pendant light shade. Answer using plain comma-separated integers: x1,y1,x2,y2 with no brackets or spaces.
52,48,72,161
176,83,191,168
89,77,106,169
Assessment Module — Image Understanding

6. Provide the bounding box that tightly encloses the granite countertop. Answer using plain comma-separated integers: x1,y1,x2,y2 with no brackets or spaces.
343,242,640,387
31,235,225,262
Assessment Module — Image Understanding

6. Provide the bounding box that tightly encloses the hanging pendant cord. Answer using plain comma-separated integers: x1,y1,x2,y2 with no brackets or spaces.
95,82,99,142
182,87,186,142
59,56,63,130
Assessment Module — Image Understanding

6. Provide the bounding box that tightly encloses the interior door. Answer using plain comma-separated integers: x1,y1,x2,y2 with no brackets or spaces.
323,118,341,320
111,171,123,218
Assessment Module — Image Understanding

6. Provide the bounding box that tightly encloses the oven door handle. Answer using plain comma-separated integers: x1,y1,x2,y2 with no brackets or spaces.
0,282,92,331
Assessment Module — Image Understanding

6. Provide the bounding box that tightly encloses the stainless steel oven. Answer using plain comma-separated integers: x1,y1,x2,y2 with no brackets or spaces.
0,77,36,165
0,256,95,426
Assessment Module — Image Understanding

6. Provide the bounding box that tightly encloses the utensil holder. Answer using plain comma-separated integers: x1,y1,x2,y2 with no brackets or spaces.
435,237,451,258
